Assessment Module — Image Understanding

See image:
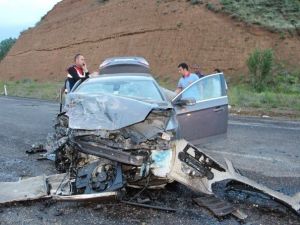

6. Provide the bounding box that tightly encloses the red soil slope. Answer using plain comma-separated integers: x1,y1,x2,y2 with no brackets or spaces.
0,0,299,84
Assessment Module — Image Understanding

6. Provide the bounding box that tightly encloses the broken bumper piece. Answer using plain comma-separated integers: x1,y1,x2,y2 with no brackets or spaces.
0,173,118,204
167,140,300,215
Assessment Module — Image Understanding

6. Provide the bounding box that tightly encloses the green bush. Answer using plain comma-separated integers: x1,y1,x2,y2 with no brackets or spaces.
97,0,109,3
190,0,202,5
247,48,274,92
206,3,215,11
219,0,300,30
0,38,16,61
272,70,300,94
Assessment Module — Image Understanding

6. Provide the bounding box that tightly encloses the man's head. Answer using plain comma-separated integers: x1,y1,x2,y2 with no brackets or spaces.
74,54,86,68
178,63,189,76
191,64,200,71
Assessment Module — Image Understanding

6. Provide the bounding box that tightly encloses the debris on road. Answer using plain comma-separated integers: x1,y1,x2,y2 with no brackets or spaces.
1,139,299,219
26,144,47,154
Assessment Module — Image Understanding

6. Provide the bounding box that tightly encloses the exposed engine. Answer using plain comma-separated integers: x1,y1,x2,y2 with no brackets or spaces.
53,108,175,194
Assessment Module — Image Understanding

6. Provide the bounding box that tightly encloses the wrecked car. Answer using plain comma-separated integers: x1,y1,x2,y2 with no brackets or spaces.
53,56,229,190
1,57,299,219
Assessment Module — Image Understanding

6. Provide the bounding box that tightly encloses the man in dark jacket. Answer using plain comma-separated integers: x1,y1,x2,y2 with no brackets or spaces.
65,53,90,92
191,64,205,78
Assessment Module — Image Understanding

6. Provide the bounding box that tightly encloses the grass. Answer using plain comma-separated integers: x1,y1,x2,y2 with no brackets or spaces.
0,79,62,101
219,0,300,31
228,84,300,111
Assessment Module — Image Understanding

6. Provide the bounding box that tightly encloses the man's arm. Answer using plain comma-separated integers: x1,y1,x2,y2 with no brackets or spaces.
176,77,183,94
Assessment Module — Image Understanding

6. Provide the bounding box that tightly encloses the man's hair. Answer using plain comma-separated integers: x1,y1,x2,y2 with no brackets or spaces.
74,53,82,62
214,68,221,73
178,63,189,71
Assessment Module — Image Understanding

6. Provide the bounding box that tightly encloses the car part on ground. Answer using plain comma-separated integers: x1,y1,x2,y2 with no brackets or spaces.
193,196,238,217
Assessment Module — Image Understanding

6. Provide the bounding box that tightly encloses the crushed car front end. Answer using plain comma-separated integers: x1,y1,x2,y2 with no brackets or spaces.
54,76,179,193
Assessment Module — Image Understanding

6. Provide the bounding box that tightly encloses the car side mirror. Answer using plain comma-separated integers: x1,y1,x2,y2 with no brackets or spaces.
172,98,196,106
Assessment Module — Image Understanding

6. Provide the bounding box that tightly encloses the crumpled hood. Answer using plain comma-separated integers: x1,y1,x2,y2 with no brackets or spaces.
65,93,172,130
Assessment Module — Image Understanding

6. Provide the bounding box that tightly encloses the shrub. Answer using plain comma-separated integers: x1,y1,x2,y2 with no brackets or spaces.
97,0,109,3
0,38,16,61
246,48,274,92
272,70,300,94
190,0,202,5
206,3,215,11
219,0,300,30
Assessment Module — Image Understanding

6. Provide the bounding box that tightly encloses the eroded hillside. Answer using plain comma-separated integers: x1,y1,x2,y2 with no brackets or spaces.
0,0,299,83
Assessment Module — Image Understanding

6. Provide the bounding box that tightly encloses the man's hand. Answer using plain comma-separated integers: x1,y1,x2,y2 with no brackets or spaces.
82,63,88,73
89,71,99,77
175,87,182,94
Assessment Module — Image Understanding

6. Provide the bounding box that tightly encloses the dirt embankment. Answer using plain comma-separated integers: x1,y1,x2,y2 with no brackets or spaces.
0,0,299,84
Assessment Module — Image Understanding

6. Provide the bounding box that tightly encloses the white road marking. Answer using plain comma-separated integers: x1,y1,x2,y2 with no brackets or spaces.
0,96,58,106
229,120,300,131
207,149,286,162
206,149,300,177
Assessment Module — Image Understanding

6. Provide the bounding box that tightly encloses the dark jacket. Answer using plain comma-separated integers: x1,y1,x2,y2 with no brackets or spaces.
66,65,89,92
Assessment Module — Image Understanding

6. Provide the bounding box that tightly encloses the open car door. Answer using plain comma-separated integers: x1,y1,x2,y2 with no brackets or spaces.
172,73,228,145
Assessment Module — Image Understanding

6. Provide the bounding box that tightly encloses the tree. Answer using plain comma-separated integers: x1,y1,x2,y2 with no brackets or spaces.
0,38,17,61
247,48,274,92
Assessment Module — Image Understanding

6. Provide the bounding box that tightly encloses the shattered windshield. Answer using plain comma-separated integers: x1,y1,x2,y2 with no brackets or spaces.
75,76,164,101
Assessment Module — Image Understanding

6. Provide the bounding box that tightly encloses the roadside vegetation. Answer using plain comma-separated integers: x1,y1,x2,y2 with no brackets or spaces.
228,48,300,116
0,38,16,61
187,0,300,32
219,0,300,31
0,79,62,100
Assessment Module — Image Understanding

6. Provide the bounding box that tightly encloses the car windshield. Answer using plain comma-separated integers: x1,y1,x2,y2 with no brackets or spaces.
75,77,164,101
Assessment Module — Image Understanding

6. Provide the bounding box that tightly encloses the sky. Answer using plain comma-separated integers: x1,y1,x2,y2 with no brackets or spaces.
0,0,62,41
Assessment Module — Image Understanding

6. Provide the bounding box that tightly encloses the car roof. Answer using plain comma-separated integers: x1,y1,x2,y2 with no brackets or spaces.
99,56,149,68
99,56,150,74
87,73,155,83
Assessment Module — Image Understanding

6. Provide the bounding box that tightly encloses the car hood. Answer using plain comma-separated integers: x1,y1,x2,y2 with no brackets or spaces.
65,93,172,130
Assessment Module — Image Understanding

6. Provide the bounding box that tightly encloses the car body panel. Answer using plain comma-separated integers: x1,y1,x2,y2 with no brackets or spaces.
175,104,228,144
66,93,171,130
66,74,172,131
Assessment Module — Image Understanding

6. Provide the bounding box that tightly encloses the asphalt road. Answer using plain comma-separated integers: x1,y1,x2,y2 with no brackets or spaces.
0,96,299,225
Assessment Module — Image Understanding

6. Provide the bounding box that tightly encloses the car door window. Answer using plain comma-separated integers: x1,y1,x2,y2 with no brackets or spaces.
174,74,224,102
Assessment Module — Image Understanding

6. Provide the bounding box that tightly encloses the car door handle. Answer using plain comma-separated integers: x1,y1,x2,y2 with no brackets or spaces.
213,106,224,112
